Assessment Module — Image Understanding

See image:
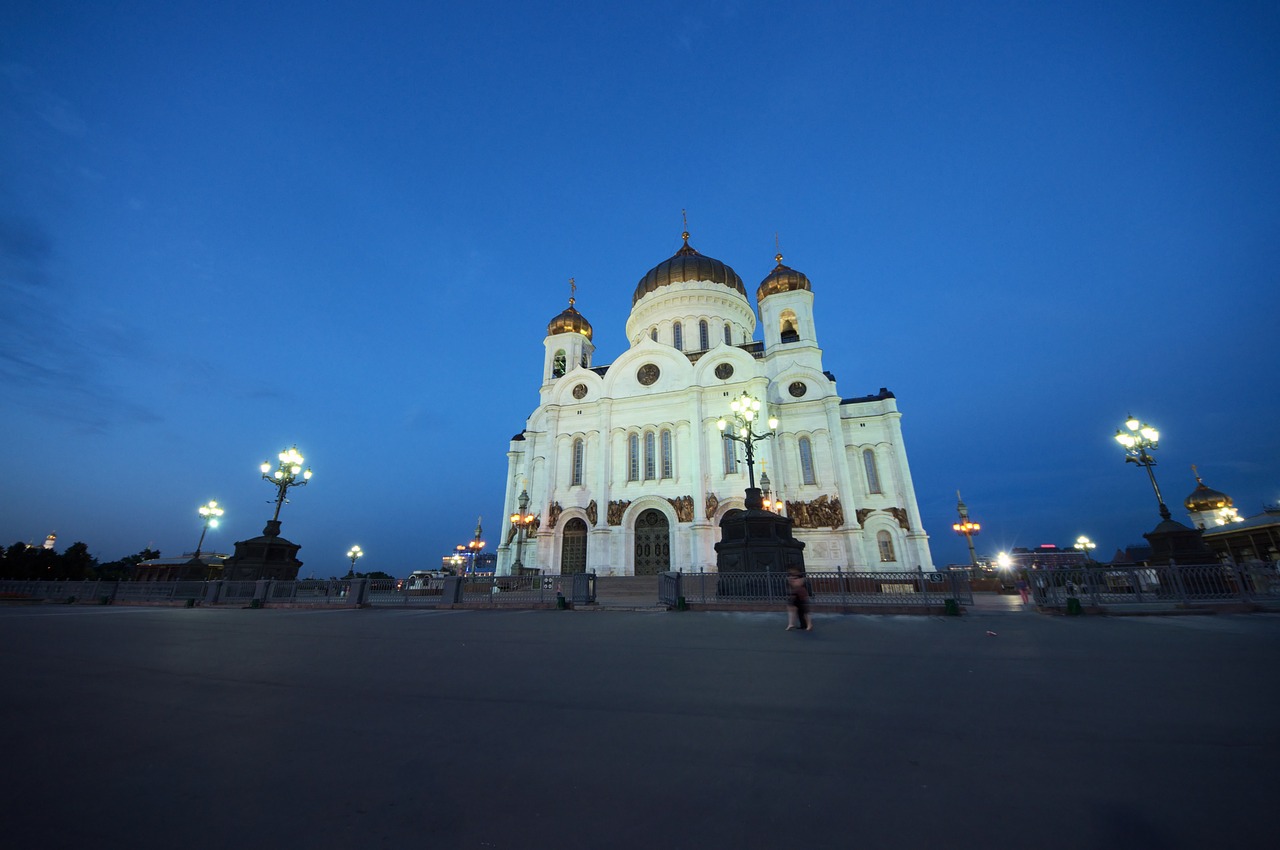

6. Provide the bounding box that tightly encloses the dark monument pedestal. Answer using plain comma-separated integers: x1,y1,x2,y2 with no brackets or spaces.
714,489,806,579
222,520,304,581
1144,518,1210,564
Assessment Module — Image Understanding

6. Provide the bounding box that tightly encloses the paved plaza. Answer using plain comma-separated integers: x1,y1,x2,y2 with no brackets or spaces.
2,603,1278,849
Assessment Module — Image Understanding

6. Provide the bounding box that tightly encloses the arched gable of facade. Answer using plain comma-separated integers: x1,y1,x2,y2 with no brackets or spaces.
598,341,696,398
550,368,606,405
689,343,758,385
767,366,834,405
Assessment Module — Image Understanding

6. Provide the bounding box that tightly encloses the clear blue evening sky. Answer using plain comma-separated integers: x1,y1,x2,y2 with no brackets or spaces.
2,1,1277,575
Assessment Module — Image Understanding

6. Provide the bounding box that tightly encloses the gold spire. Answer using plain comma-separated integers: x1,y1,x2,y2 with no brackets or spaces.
775,232,783,265
568,277,576,308
1192,463,1202,484
681,208,690,244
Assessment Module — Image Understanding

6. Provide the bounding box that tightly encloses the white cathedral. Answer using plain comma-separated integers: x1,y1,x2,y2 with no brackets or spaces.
496,230,935,576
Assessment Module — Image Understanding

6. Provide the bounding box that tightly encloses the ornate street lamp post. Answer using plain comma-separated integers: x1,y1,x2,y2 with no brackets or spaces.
509,491,536,574
467,518,486,576
1074,535,1097,562
346,544,363,578
194,500,224,557
1114,416,1169,520
717,392,778,509
260,445,313,524
952,491,981,571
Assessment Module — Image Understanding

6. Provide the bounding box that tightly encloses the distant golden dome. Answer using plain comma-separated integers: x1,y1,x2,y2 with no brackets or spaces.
633,233,746,307
547,303,592,340
757,253,812,301
1184,475,1232,512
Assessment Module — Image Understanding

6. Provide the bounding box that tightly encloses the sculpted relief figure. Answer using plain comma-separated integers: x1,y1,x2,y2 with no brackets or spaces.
787,495,845,529
607,499,631,526
547,502,563,529
586,500,598,526
705,492,719,520
668,495,694,523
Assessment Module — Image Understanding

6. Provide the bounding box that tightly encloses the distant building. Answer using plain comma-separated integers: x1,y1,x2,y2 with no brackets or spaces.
1006,545,1088,571
135,554,227,582
1202,506,1280,568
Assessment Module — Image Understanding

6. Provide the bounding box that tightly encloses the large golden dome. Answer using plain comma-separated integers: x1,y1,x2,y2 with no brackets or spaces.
756,253,812,301
632,233,746,307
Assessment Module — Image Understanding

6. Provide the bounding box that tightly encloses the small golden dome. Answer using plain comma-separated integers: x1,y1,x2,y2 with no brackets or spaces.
547,304,592,340
632,232,746,307
757,253,812,301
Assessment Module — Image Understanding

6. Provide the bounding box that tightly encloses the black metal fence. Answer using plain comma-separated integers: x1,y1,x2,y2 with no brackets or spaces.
1028,564,1280,610
660,569,974,608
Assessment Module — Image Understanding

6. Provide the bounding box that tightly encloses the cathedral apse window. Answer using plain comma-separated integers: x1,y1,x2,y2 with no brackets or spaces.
644,431,657,480
628,434,640,481
571,438,585,486
799,436,816,485
650,327,658,341
714,362,734,380
722,433,739,475
673,322,683,351
863,449,882,494
637,363,660,386
572,383,588,399
877,530,896,562
724,323,732,345
552,350,566,378
660,429,673,479
698,320,709,351
788,381,806,398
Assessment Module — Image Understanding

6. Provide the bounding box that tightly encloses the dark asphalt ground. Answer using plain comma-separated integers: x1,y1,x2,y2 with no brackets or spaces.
1,604,1277,849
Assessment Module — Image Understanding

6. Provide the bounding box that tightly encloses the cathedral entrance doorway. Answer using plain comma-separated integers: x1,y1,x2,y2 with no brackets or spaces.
633,509,671,575
560,518,587,574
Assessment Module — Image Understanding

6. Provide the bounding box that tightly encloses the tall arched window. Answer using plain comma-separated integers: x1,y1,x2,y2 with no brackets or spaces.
698,320,709,351
724,323,732,345
580,350,589,369
673,322,683,351
660,429,673,479
571,438,584,486
650,327,658,342
799,437,816,485
552,350,566,378
863,449,882,494
722,433,738,474
877,530,896,562
644,431,656,480
628,434,640,481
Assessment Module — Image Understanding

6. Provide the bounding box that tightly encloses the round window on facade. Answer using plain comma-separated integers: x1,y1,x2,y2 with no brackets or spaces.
637,363,660,386
572,383,588,399
789,381,807,398
714,363,734,380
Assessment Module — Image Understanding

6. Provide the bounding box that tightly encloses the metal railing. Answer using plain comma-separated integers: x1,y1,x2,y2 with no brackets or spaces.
1028,564,1280,610
660,569,973,607
0,575,597,609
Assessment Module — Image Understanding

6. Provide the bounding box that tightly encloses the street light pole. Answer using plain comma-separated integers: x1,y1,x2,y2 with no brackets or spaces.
952,491,981,572
717,392,779,509
1114,416,1170,520
467,518,486,576
347,545,363,578
195,500,224,557
260,446,313,524
1074,535,1096,563
509,490,536,574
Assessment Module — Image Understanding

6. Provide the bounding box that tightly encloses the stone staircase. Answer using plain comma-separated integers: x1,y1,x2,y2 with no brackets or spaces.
589,575,666,610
